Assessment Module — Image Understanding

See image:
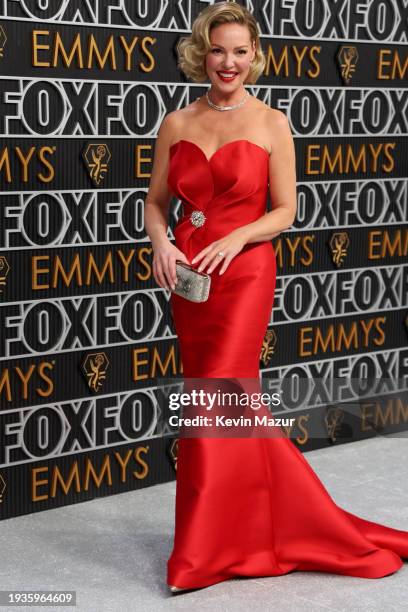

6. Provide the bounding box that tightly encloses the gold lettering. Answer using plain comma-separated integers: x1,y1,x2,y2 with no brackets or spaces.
378,48,408,79
0,147,11,182
32,31,50,67
15,147,36,182
32,467,49,501
368,229,408,259
133,446,149,479
306,143,396,176
87,34,115,69
38,146,55,182
299,317,386,356
140,36,156,72
0,369,12,402
51,463,81,497
83,455,112,490
135,145,152,178
53,32,83,68
119,35,138,71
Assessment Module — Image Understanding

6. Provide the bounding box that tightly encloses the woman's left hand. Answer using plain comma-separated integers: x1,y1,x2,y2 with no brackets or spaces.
191,227,249,275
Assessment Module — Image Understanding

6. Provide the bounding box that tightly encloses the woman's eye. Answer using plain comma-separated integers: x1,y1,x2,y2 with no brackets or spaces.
211,48,247,54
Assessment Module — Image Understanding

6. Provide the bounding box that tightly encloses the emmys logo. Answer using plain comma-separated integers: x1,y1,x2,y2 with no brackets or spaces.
337,45,358,84
0,473,6,503
329,232,349,267
260,329,277,366
168,438,178,471
81,352,109,392
0,25,6,58
324,407,344,443
0,256,10,294
82,143,111,185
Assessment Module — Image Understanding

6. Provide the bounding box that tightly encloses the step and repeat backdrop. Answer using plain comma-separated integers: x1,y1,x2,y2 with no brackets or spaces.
0,1,407,519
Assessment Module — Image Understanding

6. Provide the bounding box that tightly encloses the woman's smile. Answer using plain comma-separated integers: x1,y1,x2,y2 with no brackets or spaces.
216,70,239,82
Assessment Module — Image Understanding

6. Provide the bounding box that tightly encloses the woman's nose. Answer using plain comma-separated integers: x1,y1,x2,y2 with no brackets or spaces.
220,53,237,66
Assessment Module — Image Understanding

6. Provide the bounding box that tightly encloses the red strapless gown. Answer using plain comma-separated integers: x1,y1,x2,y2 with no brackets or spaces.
166,138,408,589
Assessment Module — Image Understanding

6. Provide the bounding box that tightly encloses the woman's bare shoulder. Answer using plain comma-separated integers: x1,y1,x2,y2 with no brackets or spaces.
160,108,183,131
266,105,289,127
250,95,287,121
242,103,289,156
265,108,293,158
159,103,201,147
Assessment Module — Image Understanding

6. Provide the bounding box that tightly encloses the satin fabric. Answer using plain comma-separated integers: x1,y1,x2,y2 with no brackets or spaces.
166,139,408,589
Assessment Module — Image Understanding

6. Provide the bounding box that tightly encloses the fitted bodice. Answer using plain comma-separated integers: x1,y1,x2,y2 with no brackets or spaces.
167,139,270,249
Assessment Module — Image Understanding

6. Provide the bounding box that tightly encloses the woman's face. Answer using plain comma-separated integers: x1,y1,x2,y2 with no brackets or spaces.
205,23,256,89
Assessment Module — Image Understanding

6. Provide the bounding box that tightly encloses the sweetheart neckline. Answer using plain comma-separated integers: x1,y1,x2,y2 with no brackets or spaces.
169,138,270,163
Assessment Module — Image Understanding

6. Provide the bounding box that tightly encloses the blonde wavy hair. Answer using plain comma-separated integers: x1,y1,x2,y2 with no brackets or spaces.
176,2,265,85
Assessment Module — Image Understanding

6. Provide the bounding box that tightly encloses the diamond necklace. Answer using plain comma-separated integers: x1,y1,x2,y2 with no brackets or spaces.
205,89,249,111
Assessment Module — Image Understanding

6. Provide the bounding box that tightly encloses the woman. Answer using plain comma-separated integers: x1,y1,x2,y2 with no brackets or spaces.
144,2,408,593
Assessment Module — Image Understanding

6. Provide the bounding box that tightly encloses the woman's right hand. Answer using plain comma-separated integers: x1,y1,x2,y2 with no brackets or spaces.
152,240,190,290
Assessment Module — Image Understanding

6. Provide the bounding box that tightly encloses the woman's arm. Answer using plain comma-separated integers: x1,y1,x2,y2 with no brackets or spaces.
144,113,175,249
241,109,297,243
144,113,190,289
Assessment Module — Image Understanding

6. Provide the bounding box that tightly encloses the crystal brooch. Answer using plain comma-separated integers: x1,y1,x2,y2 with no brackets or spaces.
190,210,206,227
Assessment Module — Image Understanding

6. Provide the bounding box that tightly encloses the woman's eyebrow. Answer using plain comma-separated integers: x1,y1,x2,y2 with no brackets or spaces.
211,44,249,49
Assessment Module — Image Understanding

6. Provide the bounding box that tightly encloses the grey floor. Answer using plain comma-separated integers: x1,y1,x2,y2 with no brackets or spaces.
1,434,407,612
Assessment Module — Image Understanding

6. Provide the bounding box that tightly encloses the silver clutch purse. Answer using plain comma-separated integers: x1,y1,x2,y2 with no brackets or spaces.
172,260,211,302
